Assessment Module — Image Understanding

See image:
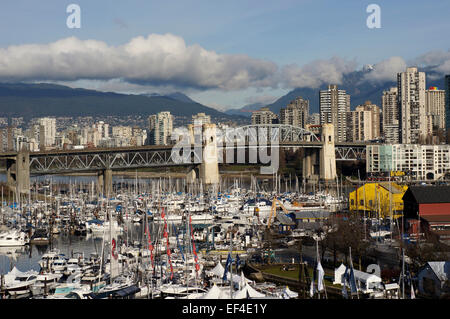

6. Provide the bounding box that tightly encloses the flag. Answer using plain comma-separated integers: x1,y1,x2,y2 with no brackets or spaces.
240,270,246,290
110,216,119,279
349,267,358,294
161,208,173,280
309,280,315,298
317,261,325,292
223,253,232,281
236,254,241,268
342,267,349,299
310,263,317,297
189,216,200,273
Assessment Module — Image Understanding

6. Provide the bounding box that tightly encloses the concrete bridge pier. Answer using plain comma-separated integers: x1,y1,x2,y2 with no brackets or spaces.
302,148,320,183
186,123,219,186
97,169,113,196
186,167,197,184
319,124,337,181
6,150,30,199
199,124,219,185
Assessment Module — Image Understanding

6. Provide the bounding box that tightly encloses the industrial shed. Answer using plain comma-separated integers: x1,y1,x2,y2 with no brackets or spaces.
348,182,407,218
417,261,450,298
402,186,450,241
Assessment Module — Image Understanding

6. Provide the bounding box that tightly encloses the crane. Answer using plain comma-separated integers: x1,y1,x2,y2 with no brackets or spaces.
267,198,290,229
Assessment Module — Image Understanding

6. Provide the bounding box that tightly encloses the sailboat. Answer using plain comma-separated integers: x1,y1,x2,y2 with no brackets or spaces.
91,209,139,299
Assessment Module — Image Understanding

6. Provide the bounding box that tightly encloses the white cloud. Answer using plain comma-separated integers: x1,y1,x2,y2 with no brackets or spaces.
363,56,407,83
244,95,277,105
0,33,449,95
279,56,358,88
413,50,450,74
0,34,278,91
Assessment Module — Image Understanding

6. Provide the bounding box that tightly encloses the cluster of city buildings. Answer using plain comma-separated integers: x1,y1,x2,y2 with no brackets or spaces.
0,118,147,152
0,111,221,152
251,67,448,145
0,66,450,181
251,67,450,181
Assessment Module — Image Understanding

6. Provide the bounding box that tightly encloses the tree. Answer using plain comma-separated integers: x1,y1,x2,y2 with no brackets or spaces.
323,213,369,269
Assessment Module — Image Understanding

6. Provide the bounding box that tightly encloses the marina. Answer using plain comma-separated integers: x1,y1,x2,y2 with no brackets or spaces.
0,173,436,300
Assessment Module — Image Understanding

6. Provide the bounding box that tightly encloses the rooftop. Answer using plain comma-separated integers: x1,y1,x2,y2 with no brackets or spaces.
403,186,450,204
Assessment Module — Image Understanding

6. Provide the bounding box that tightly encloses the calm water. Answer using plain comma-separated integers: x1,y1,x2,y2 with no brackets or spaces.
0,233,102,274
0,223,148,275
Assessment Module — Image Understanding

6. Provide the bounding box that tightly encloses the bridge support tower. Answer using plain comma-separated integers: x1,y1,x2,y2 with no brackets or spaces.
6,149,30,200
320,124,337,181
97,169,113,197
302,124,337,183
186,123,219,186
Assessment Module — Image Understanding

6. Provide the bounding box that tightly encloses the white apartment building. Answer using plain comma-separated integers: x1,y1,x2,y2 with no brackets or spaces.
93,121,109,139
319,84,350,142
280,97,309,128
367,144,450,181
38,117,56,148
307,113,321,126
82,127,100,147
382,87,400,143
398,67,427,144
112,126,133,138
251,107,278,125
347,101,381,142
425,87,446,132
148,111,173,145
192,113,211,126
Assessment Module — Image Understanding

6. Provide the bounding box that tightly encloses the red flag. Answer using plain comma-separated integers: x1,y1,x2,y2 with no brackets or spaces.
189,215,200,275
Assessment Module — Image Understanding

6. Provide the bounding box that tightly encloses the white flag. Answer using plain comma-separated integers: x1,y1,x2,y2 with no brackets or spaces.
309,280,315,298
317,261,325,292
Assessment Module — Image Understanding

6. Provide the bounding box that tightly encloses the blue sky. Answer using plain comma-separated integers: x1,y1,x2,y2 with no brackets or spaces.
0,0,449,110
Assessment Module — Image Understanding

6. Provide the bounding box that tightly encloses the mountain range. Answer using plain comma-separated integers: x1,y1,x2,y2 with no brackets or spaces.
0,83,246,122
225,67,447,117
0,66,446,122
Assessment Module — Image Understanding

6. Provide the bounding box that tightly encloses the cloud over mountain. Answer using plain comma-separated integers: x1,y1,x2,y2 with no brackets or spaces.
280,56,358,88
0,33,449,94
0,34,277,91
414,49,450,74
362,56,407,83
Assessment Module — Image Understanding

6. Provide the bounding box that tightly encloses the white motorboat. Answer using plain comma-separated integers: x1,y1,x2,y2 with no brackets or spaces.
159,283,207,299
190,213,214,224
38,249,64,269
3,267,38,296
46,287,93,299
30,273,63,296
85,220,123,234
51,256,68,273
0,230,29,247
153,214,183,223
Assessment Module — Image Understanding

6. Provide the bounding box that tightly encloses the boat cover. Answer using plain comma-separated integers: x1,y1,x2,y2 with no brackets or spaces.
199,284,230,299
233,283,266,299
112,285,141,297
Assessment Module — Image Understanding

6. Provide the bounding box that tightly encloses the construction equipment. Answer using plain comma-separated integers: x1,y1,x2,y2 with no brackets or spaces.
267,198,290,229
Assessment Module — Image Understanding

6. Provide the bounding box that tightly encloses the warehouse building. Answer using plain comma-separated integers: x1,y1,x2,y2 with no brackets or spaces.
402,186,450,242
349,182,408,219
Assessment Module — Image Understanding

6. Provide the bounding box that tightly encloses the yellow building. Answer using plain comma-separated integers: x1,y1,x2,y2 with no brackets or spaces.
349,182,408,219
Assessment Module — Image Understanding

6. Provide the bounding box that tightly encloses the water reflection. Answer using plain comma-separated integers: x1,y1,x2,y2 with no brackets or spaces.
0,223,145,275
